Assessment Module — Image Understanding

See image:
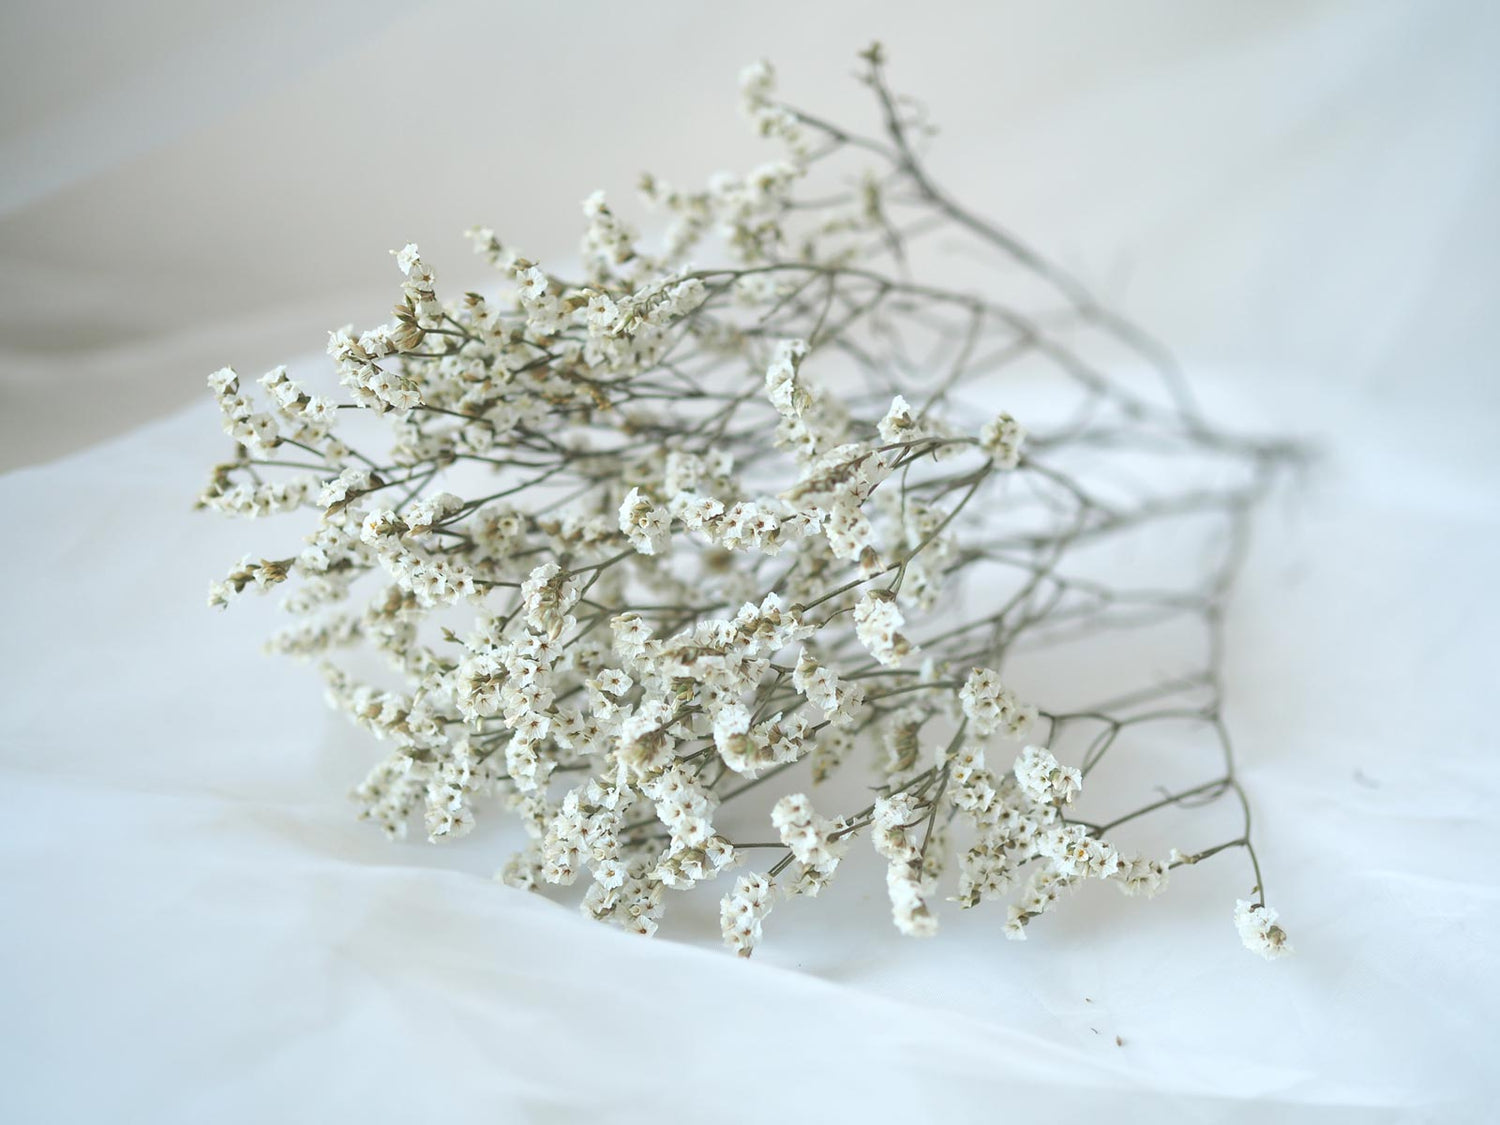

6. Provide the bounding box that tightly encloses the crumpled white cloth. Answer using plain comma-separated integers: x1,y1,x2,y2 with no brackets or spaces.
1,363,1496,1121
4,1,1500,1119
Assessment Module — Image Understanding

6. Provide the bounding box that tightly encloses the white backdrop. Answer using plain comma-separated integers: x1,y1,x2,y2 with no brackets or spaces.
2,2,1498,1121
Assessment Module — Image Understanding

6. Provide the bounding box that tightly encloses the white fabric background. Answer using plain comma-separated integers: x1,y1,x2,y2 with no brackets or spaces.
2,2,1498,1121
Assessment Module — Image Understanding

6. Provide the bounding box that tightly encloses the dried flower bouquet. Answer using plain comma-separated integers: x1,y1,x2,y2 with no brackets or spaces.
201,46,1294,959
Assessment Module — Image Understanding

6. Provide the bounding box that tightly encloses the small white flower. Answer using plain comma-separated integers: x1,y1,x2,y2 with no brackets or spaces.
877,394,925,444
1234,900,1293,959
394,243,423,276
592,858,627,891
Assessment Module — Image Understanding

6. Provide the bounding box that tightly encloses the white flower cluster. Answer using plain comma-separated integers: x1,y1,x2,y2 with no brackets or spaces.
199,46,1291,963
873,793,938,936
959,667,1036,738
721,873,776,956
1014,743,1081,806
738,60,809,159
771,793,847,895
980,412,1026,470
207,554,292,608
791,648,865,726
358,496,481,607
618,488,671,556
854,590,913,667
1234,899,1293,960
